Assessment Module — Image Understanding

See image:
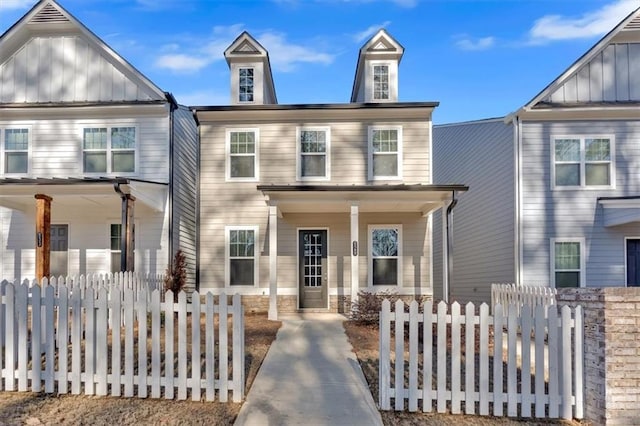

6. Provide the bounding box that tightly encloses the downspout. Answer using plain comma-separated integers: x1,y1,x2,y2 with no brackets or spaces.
167,94,177,268
114,182,128,272
444,191,458,303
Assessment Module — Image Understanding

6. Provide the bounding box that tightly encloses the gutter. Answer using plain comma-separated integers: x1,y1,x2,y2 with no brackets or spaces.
113,182,129,272
444,190,459,303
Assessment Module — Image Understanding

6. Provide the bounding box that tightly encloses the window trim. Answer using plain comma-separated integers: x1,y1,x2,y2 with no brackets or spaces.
1,126,32,175
296,126,331,181
368,125,403,181
225,128,260,182
225,225,259,288
550,237,586,289
238,67,255,104
81,125,139,176
550,134,615,190
368,224,403,288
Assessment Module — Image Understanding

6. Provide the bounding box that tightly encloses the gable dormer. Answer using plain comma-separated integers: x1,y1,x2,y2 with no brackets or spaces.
224,32,277,105
350,29,404,103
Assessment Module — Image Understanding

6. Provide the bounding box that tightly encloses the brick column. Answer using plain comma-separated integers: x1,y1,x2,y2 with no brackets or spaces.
35,194,52,283
558,287,640,425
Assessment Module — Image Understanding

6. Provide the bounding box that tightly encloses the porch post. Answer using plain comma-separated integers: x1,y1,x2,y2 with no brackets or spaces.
442,201,450,303
268,205,278,321
120,194,136,272
350,203,359,307
35,194,52,283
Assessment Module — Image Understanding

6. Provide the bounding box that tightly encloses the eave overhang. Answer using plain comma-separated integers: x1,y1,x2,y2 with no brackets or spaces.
257,184,468,215
0,177,168,212
598,196,640,227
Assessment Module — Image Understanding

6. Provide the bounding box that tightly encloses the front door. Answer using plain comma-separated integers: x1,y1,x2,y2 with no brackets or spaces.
299,230,328,309
627,239,640,287
50,224,68,278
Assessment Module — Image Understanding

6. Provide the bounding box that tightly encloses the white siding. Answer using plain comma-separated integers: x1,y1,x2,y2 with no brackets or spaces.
433,119,515,304
546,43,640,104
0,35,160,103
521,120,640,286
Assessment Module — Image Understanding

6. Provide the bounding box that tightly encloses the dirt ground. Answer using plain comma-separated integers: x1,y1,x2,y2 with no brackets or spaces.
343,321,587,426
0,314,281,426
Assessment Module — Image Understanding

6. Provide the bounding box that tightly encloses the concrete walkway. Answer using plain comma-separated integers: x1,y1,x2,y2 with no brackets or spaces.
234,313,383,426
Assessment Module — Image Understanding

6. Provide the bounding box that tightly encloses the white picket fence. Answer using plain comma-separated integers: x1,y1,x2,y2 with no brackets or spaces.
491,283,556,315
379,300,583,420
0,280,244,402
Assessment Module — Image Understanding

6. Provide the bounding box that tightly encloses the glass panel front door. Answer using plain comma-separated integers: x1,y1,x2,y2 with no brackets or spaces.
299,230,328,308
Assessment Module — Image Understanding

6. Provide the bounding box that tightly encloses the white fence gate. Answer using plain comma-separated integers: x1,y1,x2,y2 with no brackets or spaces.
379,300,583,420
0,279,244,402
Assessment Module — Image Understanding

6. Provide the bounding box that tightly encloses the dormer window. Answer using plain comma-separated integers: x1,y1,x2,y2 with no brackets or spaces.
239,68,254,103
373,65,389,100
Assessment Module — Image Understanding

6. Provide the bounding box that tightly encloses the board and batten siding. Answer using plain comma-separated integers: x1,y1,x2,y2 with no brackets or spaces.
0,35,161,103
198,117,433,293
432,119,515,304
545,44,640,104
0,114,170,182
170,106,199,291
520,120,640,286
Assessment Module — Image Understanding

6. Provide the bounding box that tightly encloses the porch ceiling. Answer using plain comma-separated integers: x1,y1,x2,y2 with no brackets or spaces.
258,184,468,214
599,196,640,227
0,177,168,212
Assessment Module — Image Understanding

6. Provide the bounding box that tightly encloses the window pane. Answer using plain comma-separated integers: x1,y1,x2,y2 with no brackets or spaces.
555,271,580,288
372,129,397,153
585,163,610,186
83,128,107,149
230,132,255,154
555,164,579,186
301,155,326,177
229,230,255,258
84,152,107,173
585,138,610,161
373,154,398,176
555,242,580,269
373,65,389,100
111,127,136,149
372,229,398,257
373,259,397,285
555,139,580,162
230,156,255,178
5,129,28,150
5,152,27,173
111,224,121,251
111,252,121,274
239,68,254,102
230,259,254,285
301,131,326,153
112,151,135,173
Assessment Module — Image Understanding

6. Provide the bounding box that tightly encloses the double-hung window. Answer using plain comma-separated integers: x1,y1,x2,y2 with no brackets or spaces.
227,129,259,180
552,136,614,188
239,68,254,103
297,127,330,180
83,127,136,174
369,225,402,286
110,223,135,273
373,65,390,100
226,226,258,286
368,126,402,180
3,128,29,174
551,238,585,288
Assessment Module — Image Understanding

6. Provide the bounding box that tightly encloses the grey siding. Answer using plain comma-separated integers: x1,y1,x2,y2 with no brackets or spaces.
170,105,199,291
520,120,640,286
433,119,515,304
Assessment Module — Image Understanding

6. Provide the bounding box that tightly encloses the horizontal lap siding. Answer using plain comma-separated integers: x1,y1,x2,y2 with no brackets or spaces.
0,115,169,182
521,120,640,286
433,120,515,304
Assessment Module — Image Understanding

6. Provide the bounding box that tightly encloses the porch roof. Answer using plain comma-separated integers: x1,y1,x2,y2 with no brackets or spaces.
257,183,468,214
0,177,168,212
598,196,640,227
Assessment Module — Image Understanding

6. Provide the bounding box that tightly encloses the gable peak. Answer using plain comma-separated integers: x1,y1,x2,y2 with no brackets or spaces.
28,1,70,25
361,29,404,55
224,31,267,60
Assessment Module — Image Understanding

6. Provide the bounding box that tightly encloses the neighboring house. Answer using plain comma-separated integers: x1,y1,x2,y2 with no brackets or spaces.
433,7,640,304
0,0,198,288
195,30,467,318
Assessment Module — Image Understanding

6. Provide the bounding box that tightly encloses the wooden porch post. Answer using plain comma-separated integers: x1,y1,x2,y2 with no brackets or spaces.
35,194,52,283
350,203,359,308
120,194,136,272
268,205,278,321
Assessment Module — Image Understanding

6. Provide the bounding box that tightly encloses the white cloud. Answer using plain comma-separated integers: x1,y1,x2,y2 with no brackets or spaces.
154,54,210,73
0,0,33,11
454,35,495,51
257,31,334,72
353,21,391,43
528,0,638,43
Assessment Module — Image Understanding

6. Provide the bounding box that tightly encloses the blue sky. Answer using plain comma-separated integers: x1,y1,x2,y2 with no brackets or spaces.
1,0,638,123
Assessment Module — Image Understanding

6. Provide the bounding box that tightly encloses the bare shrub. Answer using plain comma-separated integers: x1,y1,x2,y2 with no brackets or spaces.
163,250,187,302
350,289,399,325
